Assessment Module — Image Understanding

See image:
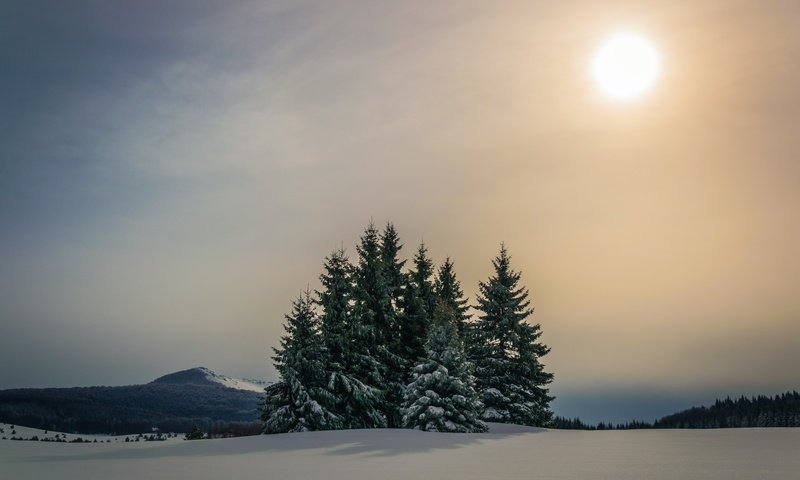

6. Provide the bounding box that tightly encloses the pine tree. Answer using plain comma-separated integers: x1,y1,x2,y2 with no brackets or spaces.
317,248,384,429
402,303,487,433
411,243,437,316
184,425,205,440
434,257,470,338
380,223,406,313
352,223,393,349
472,245,554,426
349,222,394,426
261,291,343,433
398,243,437,364
378,223,410,427
318,248,352,372
397,279,426,363
262,224,561,433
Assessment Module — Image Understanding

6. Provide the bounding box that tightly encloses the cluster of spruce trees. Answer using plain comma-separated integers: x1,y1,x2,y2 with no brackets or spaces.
261,222,554,433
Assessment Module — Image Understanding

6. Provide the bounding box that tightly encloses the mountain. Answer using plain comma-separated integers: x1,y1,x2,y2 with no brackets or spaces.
151,367,270,393
0,368,268,435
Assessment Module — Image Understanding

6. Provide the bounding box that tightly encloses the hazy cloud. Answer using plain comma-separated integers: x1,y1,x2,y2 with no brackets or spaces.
1,1,798,421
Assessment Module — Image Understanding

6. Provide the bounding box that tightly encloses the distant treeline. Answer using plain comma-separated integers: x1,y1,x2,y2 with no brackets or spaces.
654,391,800,428
0,383,263,434
551,416,652,430
553,391,800,430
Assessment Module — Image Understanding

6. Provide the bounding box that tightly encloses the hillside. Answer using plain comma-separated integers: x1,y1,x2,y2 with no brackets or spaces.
151,367,270,393
2,423,799,480
0,368,265,434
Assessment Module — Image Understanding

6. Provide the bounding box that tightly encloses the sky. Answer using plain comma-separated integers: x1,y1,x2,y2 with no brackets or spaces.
1,0,799,423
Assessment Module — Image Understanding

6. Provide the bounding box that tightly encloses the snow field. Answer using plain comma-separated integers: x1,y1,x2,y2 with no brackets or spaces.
0,423,184,444
2,423,799,480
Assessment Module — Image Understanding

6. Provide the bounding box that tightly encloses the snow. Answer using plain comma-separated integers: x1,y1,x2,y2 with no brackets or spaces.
2,423,799,479
427,406,445,416
197,367,269,393
0,424,184,444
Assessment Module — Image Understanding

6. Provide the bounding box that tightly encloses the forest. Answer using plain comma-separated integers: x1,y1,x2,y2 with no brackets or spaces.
553,391,800,430
654,392,800,428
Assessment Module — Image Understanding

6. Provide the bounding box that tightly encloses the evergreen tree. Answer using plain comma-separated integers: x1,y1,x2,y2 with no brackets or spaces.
350,222,394,425
472,245,554,426
411,243,437,316
352,222,393,351
261,291,342,433
262,223,562,434
434,257,470,338
380,223,406,313
184,425,205,440
402,303,487,433
318,248,352,371
378,223,410,428
317,248,384,429
398,243,437,364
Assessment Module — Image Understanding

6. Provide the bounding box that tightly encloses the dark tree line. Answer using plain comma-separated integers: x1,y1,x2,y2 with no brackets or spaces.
655,391,800,428
261,222,554,433
552,391,800,430
550,416,654,430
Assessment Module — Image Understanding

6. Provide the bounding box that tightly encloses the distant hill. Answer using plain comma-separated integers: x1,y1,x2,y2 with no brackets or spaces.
152,366,269,393
0,368,268,435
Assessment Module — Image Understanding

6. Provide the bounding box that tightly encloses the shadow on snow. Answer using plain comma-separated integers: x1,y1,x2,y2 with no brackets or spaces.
19,424,545,462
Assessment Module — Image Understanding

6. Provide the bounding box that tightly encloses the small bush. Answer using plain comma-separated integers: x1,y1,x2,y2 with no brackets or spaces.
184,426,205,440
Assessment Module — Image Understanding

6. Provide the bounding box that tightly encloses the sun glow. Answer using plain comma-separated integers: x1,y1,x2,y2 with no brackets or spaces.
592,32,661,101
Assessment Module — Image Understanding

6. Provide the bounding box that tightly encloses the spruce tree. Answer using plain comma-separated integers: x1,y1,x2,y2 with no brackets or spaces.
350,222,394,426
434,257,470,338
380,223,406,312
318,248,352,371
262,291,342,433
317,248,384,429
378,223,410,428
411,243,437,316
402,303,487,433
398,243,437,364
472,245,554,426
352,222,393,350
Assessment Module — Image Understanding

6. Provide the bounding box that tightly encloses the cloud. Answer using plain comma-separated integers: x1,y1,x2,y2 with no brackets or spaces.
1,1,798,414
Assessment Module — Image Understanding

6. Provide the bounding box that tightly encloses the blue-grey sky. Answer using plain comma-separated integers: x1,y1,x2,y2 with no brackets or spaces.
1,0,799,423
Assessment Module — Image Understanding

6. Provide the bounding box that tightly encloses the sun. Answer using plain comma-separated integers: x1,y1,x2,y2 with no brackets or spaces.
592,32,661,101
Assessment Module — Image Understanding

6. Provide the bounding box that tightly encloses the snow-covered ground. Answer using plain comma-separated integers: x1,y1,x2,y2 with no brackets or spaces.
2,423,798,479
196,367,270,393
0,423,184,444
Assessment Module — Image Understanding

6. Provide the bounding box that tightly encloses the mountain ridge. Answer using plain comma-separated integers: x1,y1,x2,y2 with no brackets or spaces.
0,367,267,434
151,367,270,393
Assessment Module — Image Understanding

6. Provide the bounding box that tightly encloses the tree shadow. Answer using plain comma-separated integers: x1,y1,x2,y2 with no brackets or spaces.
322,426,541,458
18,424,545,463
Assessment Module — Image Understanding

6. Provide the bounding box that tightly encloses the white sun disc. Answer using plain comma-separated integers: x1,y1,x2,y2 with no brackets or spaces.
592,32,661,101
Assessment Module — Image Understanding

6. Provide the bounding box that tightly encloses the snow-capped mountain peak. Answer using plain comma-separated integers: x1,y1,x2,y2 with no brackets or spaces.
197,367,270,393
151,367,270,393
